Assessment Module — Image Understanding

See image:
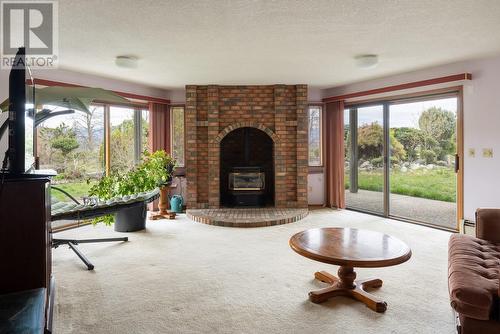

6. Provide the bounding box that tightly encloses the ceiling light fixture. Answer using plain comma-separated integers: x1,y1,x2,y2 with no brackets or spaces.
115,55,139,69
354,54,379,69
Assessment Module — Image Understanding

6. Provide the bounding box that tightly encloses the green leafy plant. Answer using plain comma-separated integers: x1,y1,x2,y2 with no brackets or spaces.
88,150,176,225
420,149,437,164
357,122,406,162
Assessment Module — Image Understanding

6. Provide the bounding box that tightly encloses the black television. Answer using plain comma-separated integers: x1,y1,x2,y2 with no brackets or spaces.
6,47,35,174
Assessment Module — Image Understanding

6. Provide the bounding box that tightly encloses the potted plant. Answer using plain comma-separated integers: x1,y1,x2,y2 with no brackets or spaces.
89,150,176,232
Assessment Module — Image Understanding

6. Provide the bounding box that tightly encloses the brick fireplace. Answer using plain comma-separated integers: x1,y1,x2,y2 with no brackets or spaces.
185,84,308,209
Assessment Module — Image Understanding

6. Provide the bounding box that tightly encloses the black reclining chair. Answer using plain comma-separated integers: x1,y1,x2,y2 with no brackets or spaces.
51,187,159,270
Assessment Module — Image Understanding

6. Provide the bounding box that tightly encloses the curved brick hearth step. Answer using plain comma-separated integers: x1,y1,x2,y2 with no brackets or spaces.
186,208,308,228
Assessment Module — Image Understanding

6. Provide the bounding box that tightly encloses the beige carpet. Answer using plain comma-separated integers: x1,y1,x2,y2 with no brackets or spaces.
53,209,455,334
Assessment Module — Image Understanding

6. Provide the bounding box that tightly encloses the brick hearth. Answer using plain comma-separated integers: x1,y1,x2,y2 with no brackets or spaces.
186,208,308,228
185,84,308,209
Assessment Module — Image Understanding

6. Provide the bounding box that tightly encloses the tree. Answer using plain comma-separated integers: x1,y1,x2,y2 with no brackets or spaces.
38,126,56,166
393,127,423,162
75,106,104,150
141,112,149,153
108,119,135,173
51,123,79,157
418,107,455,140
389,130,406,162
47,123,80,176
418,107,456,160
358,122,384,160
357,122,405,162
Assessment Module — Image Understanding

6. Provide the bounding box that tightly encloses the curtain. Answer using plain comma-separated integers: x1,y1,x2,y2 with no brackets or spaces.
148,102,171,154
148,102,170,211
325,100,346,209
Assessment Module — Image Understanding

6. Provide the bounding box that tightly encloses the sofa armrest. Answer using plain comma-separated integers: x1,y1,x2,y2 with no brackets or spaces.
475,208,500,243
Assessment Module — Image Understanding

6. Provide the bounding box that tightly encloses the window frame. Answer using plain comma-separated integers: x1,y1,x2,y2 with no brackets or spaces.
308,104,323,167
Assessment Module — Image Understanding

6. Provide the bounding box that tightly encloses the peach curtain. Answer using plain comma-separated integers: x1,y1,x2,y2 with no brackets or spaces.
148,102,170,211
148,102,171,154
325,101,346,209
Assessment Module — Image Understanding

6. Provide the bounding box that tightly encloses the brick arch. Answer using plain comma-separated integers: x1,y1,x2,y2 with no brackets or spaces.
209,122,281,208
214,122,280,144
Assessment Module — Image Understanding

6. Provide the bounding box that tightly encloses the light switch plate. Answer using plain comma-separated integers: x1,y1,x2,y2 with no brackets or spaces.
483,148,493,158
468,148,475,157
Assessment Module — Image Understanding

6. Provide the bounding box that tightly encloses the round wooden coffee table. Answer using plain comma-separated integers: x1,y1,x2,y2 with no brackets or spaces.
289,227,412,313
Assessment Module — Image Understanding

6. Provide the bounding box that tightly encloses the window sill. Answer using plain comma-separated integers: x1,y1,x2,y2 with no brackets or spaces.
174,167,186,177
308,166,324,174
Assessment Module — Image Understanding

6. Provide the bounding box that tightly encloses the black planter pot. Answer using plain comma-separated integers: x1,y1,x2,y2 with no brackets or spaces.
114,202,147,232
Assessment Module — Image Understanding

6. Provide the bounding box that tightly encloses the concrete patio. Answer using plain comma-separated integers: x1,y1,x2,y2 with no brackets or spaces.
345,189,456,230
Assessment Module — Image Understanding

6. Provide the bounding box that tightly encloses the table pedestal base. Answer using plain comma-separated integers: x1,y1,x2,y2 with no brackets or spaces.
309,266,387,313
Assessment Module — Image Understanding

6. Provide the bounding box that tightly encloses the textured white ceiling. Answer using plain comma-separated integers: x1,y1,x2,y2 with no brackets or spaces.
57,0,500,89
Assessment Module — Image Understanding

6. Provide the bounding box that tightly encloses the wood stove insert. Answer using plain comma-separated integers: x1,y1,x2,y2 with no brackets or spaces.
220,127,274,207
228,167,266,206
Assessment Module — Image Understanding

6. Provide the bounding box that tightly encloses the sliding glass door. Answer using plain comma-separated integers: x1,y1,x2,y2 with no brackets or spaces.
345,105,385,215
344,93,461,230
389,97,458,229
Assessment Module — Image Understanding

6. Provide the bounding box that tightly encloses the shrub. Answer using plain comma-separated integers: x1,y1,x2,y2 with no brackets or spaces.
370,156,400,167
358,122,406,162
393,127,423,162
420,149,437,164
370,157,383,167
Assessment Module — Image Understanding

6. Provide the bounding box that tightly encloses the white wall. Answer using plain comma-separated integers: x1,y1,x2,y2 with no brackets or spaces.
308,86,322,102
308,173,325,205
166,88,186,104
322,55,500,220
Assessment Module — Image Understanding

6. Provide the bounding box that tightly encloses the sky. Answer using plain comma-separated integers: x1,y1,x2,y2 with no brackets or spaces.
346,97,458,128
39,105,146,128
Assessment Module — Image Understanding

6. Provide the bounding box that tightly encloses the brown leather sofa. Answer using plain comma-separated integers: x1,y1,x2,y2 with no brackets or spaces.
448,209,500,334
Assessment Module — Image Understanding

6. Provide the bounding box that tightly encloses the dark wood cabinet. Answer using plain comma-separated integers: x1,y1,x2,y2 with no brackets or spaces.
0,176,53,332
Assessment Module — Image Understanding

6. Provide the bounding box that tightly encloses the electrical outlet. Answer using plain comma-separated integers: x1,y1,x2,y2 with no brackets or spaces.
483,148,493,158
468,148,475,157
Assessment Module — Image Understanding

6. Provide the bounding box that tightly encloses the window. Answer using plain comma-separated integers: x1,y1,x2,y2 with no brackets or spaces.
38,104,105,201
37,103,149,201
308,105,322,166
141,109,149,153
171,106,185,167
109,106,136,173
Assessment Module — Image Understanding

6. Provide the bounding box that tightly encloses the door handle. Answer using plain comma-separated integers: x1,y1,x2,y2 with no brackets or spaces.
455,154,459,173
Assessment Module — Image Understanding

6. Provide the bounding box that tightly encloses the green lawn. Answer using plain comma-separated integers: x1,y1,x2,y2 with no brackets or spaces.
51,181,95,202
345,168,456,202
